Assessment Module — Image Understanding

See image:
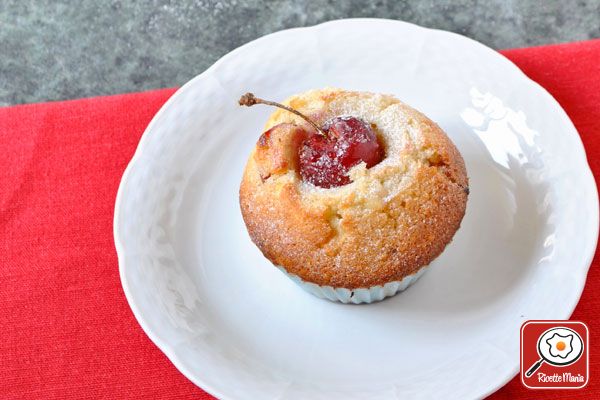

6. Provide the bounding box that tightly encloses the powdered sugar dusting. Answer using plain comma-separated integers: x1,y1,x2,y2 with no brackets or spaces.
241,89,468,289
293,89,427,207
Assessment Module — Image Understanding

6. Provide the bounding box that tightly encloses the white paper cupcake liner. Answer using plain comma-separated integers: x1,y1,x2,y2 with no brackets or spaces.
278,266,428,304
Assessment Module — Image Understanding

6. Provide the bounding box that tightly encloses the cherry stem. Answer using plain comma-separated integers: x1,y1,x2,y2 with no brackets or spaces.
238,92,327,136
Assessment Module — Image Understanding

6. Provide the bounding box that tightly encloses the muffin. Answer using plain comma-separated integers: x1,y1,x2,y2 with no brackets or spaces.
239,88,468,304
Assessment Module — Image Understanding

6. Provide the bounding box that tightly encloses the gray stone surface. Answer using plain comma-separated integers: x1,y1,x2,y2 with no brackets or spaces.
1,0,599,106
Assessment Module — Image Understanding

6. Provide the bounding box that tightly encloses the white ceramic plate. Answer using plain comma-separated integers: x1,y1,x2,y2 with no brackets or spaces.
114,19,598,399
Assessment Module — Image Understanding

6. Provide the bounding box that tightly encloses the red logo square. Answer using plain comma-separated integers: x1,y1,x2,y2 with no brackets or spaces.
521,320,589,389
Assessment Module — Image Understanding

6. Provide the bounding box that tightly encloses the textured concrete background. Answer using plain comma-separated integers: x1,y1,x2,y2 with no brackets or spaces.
1,0,599,106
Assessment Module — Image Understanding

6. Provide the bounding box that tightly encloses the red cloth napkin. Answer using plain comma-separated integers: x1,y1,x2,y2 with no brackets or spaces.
1,39,599,399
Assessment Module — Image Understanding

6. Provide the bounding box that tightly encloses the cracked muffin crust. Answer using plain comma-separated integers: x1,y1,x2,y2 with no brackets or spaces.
239,88,468,289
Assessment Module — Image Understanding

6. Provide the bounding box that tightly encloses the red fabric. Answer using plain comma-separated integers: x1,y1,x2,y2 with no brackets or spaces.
1,39,599,399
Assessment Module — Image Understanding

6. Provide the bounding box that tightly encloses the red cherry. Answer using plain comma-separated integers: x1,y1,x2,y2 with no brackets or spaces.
299,116,384,188
238,94,384,188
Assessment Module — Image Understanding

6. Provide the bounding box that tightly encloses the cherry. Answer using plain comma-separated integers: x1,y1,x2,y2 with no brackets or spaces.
239,93,385,189
299,116,383,188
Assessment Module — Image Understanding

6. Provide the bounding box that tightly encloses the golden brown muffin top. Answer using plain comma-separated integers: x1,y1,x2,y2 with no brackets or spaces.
239,88,468,289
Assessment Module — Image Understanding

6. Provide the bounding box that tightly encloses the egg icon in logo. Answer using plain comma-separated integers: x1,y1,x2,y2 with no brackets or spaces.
546,333,573,359
524,327,584,378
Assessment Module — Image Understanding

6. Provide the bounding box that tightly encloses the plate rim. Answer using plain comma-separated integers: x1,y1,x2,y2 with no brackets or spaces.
113,18,599,399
